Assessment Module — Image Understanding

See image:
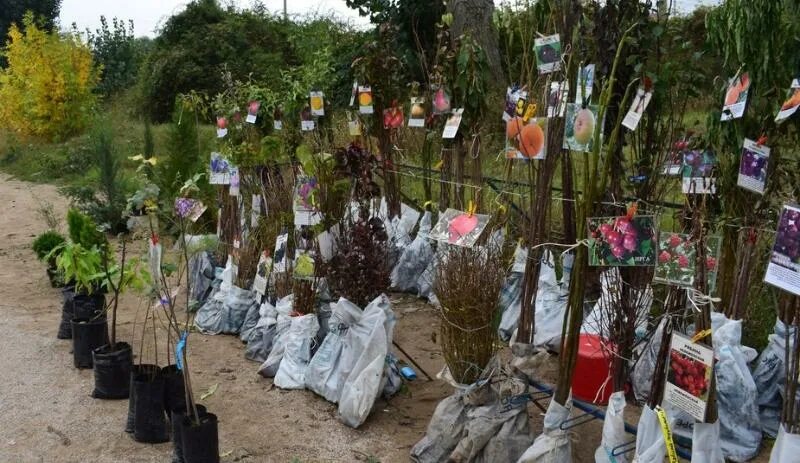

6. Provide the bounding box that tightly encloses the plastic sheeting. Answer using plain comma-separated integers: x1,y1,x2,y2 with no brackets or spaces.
194,284,258,335
449,400,532,463
273,313,320,389
338,294,395,428
188,251,215,306
244,299,278,363
305,298,363,402
632,319,667,403
410,389,472,463
517,398,572,463
390,211,434,293
752,318,793,438
582,269,652,338
633,406,668,463
691,420,725,463
257,296,295,378
595,391,629,463
769,425,800,463
239,296,263,343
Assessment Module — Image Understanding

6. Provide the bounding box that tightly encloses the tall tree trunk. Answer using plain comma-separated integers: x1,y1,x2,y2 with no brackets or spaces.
448,0,505,85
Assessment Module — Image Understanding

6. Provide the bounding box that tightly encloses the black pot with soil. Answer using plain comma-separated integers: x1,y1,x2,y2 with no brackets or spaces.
92,342,133,399
127,364,170,443
171,404,207,463
57,285,75,339
72,292,106,320
71,318,108,369
179,411,220,463
162,364,186,417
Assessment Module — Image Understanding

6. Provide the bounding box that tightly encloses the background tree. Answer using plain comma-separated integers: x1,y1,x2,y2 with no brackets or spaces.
86,16,144,97
0,0,61,66
447,0,504,85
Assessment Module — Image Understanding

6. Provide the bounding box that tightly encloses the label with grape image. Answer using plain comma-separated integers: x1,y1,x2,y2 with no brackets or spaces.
765,204,800,296
663,332,714,422
737,138,770,195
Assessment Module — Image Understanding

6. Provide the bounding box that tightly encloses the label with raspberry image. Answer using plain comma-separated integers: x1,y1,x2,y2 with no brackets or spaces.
663,332,714,422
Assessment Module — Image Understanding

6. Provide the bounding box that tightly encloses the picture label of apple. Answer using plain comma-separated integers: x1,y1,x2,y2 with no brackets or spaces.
573,108,595,145
433,88,451,114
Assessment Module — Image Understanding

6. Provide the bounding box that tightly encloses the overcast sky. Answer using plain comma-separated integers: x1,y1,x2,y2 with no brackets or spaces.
60,0,720,37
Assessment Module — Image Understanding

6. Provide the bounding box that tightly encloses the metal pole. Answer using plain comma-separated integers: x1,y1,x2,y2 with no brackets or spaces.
283,0,288,19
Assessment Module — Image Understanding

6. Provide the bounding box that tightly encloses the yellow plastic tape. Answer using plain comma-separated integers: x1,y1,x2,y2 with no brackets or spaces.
691,329,712,343
434,160,444,170
467,200,476,217
655,406,679,463
523,103,537,122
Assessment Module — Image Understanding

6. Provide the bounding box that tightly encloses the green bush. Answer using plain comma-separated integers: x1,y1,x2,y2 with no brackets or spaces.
66,209,107,249
31,230,66,264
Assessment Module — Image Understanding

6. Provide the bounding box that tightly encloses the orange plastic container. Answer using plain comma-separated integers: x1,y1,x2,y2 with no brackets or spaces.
571,333,615,405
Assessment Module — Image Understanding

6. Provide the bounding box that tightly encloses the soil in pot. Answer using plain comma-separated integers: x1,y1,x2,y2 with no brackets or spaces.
180,412,219,463
71,318,108,369
57,286,75,339
162,365,186,417
131,365,170,443
92,342,133,399
171,405,207,463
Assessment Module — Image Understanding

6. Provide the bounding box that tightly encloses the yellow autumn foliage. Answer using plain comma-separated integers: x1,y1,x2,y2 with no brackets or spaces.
0,14,99,141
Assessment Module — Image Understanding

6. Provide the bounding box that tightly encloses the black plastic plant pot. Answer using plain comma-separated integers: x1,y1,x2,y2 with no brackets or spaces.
126,364,159,433
91,342,133,399
171,405,207,463
131,366,170,443
72,292,106,321
57,286,75,339
162,365,186,417
180,412,219,463
71,318,109,369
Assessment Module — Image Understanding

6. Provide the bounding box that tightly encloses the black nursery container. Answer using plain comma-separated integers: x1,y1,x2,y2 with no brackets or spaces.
171,404,207,463
162,365,186,417
57,286,75,339
130,365,170,443
72,292,105,320
92,342,133,399
126,364,158,433
71,318,108,369
180,412,219,463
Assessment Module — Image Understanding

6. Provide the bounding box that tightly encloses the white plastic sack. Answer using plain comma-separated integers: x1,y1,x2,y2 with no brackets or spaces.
752,318,792,438
710,312,761,462
257,296,295,378
632,319,667,403
769,425,800,463
450,400,532,463
338,294,393,428
582,268,651,337
391,211,434,293
410,391,471,463
691,420,725,463
595,391,629,463
305,298,363,402
239,294,263,342
498,245,528,342
188,251,215,306
633,406,668,463
517,398,572,463
274,313,320,389
534,251,571,350
244,299,277,362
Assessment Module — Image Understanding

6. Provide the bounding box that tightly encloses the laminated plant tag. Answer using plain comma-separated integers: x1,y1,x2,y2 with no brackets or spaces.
216,116,228,138
737,138,770,194
349,80,358,107
442,109,464,139
310,91,325,117
358,85,374,114
149,239,163,288
273,232,289,273
174,198,206,223
408,97,426,127
300,107,315,131
547,81,568,117
664,333,714,422
681,149,718,194
503,86,528,122
273,107,283,131
428,208,490,248
622,86,653,131
587,215,657,266
251,194,262,227
775,77,800,123
764,204,800,296
253,251,272,295
575,64,595,103
432,86,451,115
383,106,404,129
294,251,315,280
246,100,260,124
563,103,601,152
654,232,721,292
294,177,322,226
348,118,362,136
721,72,751,121
505,117,547,160
534,34,562,74
229,167,240,196
209,152,232,185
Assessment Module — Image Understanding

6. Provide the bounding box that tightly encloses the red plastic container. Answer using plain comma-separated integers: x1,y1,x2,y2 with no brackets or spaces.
571,333,615,405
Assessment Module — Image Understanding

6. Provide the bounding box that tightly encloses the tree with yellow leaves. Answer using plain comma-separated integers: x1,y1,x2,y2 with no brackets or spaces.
0,13,98,141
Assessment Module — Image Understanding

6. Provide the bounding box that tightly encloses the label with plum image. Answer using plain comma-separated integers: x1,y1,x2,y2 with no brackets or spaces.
664,333,714,422
765,204,800,296
737,138,770,195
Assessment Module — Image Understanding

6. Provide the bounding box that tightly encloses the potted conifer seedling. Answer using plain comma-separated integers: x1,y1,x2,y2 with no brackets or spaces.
32,230,66,287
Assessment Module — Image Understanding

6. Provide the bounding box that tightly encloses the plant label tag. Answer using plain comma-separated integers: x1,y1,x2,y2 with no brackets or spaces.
721,72,750,121
575,64,595,103
765,204,800,296
663,332,714,422
534,34,562,74
229,167,240,196
310,91,325,116
622,87,653,131
246,101,259,124
216,117,228,138
408,97,426,127
737,138,770,195
301,120,315,131
273,119,282,131
358,85,374,114
442,109,464,139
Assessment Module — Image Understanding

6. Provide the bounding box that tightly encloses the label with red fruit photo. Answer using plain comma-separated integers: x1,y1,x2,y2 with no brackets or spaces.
664,332,714,422
765,204,800,296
